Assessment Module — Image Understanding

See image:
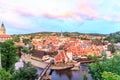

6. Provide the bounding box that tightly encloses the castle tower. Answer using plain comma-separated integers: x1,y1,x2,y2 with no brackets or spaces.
0,23,6,34
0,23,11,42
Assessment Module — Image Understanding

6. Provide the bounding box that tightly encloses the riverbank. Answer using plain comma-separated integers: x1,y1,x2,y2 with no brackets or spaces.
21,55,76,70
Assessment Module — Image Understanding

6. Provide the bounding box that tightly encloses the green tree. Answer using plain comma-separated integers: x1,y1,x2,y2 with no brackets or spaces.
12,35,20,42
88,54,120,80
88,56,104,80
16,46,23,58
12,62,38,80
0,69,13,80
63,32,70,37
22,47,28,54
22,47,33,55
105,32,120,43
108,43,115,53
0,40,18,71
23,39,31,45
102,71,120,80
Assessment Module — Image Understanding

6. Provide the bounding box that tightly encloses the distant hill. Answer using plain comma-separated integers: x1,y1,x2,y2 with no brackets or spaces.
13,32,106,36
11,32,107,40
105,31,120,43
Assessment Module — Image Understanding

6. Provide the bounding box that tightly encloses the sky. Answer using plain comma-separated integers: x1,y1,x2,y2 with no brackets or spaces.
0,0,120,34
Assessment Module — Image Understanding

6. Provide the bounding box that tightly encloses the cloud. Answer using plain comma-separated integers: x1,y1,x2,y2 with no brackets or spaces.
14,0,77,16
0,1,36,29
41,1,100,21
43,11,75,20
15,0,97,21
0,11,31,27
103,16,120,22
0,0,100,23
77,1,99,19
1,0,120,22
1,0,120,34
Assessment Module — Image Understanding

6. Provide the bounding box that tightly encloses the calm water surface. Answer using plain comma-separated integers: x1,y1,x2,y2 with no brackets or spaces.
37,64,92,80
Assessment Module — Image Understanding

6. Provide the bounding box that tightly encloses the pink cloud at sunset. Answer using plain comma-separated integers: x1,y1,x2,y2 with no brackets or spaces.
78,2,99,19
12,0,100,21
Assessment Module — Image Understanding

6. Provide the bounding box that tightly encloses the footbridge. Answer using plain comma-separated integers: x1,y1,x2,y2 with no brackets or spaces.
37,60,54,80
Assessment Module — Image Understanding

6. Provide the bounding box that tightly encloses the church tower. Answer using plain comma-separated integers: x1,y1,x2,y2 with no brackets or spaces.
0,23,6,34
0,23,11,42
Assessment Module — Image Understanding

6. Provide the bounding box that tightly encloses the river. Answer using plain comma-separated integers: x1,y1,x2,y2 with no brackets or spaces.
37,64,93,80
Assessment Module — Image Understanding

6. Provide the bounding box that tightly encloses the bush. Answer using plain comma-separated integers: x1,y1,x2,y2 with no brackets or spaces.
87,55,93,60
102,71,120,80
0,69,13,80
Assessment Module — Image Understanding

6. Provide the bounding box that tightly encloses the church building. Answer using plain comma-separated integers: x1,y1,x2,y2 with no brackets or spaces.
0,23,11,42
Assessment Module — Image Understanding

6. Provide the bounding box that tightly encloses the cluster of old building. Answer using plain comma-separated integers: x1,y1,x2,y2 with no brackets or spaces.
32,36,104,63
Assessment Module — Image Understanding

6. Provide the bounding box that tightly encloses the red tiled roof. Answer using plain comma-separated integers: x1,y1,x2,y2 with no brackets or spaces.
0,34,11,38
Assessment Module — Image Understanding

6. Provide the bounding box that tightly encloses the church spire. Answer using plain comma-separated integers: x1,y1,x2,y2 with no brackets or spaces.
0,22,6,34
60,29,63,37
1,22,4,27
